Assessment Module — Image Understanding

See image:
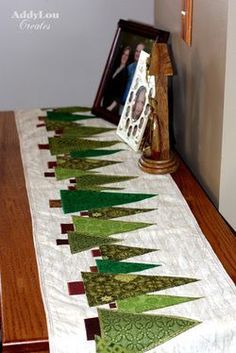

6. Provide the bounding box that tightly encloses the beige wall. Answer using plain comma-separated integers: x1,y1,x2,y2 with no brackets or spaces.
155,0,228,205
0,0,154,110
219,0,236,229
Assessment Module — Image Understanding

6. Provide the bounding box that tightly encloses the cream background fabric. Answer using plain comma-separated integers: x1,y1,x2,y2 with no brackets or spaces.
15,110,236,353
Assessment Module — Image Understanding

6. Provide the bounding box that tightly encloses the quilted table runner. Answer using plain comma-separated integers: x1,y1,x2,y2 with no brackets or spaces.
15,109,236,353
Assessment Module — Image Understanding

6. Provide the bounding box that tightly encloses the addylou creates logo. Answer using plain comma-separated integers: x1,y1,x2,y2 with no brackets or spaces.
11,10,60,30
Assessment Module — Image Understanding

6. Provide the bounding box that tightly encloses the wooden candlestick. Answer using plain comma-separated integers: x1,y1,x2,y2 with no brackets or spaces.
139,43,179,174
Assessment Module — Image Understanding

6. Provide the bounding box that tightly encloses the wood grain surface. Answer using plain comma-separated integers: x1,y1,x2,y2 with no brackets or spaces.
0,112,49,353
172,160,236,282
0,111,235,353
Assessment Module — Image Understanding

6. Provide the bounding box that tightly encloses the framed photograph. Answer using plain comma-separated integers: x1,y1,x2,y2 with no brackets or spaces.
92,19,169,125
116,50,155,151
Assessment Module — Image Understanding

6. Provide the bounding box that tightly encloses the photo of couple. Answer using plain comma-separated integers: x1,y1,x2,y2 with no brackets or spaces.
102,42,146,116
92,19,169,125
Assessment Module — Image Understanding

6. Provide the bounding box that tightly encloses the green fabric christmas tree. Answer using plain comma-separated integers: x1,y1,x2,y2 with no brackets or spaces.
47,110,94,121
56,155,121,169
70,149,123,159
74,174,137,189
68,232,120,254
117,294,201,313
62,125,114,137
55,159,121,181
48,136,119,155
52,106,91,114
98,309,200,353
60,190,157,214
85,207,155,220
72,216,153,237
45,120,81,131
75,186,124,192
55,168,97,181
45,118,113,136
99,244,158,261
81,272,199,306
96,259,160,274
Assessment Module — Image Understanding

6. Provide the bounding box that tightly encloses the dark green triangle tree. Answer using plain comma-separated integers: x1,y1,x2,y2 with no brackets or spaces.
60,190,157,214
47,110,93,121
70,149,123,159
95,259,160,274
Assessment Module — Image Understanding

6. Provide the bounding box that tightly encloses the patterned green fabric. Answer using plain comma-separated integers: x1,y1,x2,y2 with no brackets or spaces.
56,157,120,171
117,294,201,313
72,216,153,237
96,259,160,274
81,272,199,306
57,155,120,167
55,156,121,180
55,168,97,181
68,232,120,254
74,174,137,189
45,120,81,131
62,126,114,137
75,185,124,191
45,119,113,135
70,149,123,159
55,157,121,181
47,111,94,121
53,106,91,113
98,309,200,353
48,137,119,155
95,336,133,353
60,190,157,214
86,207,155,220
99,244,158,261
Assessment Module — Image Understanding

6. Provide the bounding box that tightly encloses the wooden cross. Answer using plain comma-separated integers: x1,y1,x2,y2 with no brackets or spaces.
139,42,178,174
149,43,173,160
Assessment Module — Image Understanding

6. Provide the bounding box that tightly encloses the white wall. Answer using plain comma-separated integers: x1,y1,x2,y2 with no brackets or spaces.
219,0,236,230
0,0,154,110
155,0,236,230
155,0,228,206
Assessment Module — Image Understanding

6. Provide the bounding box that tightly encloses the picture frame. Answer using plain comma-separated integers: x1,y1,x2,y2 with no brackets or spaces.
92,19,169,125
117,50,155,152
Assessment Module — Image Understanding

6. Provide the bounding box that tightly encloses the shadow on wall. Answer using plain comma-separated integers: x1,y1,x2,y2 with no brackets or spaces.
173,42,222,205
173,48,208,195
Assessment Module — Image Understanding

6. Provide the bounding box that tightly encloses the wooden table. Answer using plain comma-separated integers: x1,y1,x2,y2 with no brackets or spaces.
0,111,235,353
